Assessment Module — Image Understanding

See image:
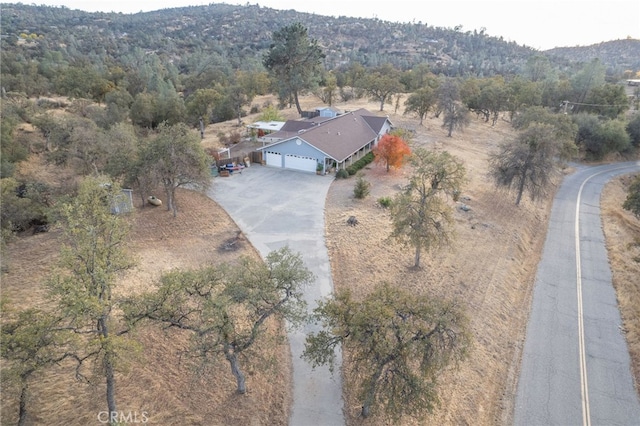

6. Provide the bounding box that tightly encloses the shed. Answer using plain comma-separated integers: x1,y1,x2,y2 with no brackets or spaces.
111,189,134,214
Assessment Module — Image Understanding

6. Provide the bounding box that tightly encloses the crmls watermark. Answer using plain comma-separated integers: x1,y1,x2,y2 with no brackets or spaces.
97,411,149,424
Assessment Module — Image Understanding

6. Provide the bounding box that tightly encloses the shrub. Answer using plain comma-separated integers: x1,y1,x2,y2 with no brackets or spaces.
346,152,375,175
217,131,228,145
353,175,371,199
335,169,349,179
623,175,640,218
229,131,242,144
626,114,640,148
1,178,50,233
378,196,393,208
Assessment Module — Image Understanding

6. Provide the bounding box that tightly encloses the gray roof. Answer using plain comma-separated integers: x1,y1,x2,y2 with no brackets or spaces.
261,108,389,162
266,116,331,140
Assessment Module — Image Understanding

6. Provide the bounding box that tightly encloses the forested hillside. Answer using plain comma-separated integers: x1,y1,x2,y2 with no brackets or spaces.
3,2,638,101
546,38,640,75
1,2,538,76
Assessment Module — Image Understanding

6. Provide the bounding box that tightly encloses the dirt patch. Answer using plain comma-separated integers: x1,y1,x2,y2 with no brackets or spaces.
601,173,640,393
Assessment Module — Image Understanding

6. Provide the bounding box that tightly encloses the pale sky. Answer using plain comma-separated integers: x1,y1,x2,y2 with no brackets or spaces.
20,0,640,50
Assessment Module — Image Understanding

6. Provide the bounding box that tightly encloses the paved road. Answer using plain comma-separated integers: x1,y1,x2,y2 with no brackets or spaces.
208,165,344,426
514,161,640,426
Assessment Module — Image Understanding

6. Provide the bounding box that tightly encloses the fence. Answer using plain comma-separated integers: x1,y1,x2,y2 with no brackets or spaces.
213,150,263,168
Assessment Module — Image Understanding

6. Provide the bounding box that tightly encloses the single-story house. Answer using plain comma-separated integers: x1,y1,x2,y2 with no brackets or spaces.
258,108,392,173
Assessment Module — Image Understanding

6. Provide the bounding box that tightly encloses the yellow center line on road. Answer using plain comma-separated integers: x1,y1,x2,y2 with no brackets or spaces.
574,165,634,426
575,173,591,426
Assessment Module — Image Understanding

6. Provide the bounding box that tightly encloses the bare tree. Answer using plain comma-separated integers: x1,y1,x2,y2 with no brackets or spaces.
437,78,470,137
489,123,559,205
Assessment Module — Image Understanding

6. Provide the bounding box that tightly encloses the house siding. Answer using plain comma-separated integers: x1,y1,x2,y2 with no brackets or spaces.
379,121,392,139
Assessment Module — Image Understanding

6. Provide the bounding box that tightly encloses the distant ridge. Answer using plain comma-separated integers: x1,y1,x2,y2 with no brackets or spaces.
545,39,640,71
0,3,638,75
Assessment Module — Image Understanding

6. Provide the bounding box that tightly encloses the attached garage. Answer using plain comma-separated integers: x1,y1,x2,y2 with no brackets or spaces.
265,151,282,168
285,154,317,172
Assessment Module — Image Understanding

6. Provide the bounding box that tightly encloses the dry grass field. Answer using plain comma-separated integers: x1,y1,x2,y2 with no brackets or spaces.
1,176,292,425
321,101,553,425
601,173,640,392
1,93,638,425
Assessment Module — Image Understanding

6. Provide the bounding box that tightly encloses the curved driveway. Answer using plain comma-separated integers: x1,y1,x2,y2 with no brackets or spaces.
514,161,640,425
208,166,344,426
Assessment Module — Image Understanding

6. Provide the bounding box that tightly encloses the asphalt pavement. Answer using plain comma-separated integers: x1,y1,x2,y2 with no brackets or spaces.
514,161,640,426
208,165,344,426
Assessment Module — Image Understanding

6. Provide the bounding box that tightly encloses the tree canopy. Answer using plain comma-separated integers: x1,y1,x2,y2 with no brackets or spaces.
373,134,412,172
390,148,466,268
263,22,325,115
360,63,403,112
123,246,312,394
0,306,75,426
47,176,136,419
489,123,561,205
304,282,471,421
144,122,211,217
404,81,439,125
438,78,470,137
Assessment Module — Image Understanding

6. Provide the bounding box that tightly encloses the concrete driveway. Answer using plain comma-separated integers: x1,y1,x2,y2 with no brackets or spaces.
208,165,344,426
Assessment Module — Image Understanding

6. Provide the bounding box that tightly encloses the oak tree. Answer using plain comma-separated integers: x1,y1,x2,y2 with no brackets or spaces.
583,83,630,118
124,247,312,394
404,85,438,125
361,63,403,112
0,306,75,426
185,88,222,127
145,122,210,217
390,149,466,268
47,176,136,419
304,283,471,421
438,78,470,137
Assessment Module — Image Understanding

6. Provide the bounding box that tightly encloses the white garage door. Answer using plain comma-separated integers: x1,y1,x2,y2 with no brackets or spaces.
265,151,282,168
285,154,317,172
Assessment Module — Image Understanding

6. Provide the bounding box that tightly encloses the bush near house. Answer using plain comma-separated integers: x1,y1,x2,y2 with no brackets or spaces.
346,152,375,175
335,169,350,179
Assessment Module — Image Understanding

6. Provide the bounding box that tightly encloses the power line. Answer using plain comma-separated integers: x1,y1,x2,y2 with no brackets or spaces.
561,100,632,114
563,100,630,108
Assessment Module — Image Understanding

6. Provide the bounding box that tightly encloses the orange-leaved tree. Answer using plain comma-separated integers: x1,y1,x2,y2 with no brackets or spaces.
373,134,411,172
